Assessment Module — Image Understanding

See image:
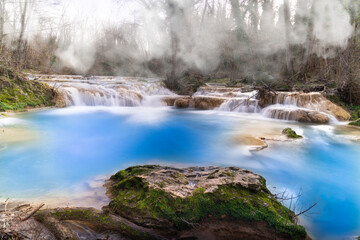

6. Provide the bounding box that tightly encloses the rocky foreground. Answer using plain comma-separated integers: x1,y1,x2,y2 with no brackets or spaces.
1,166,310,240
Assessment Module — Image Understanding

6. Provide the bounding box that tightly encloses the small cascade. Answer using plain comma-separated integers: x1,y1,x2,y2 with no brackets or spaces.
192,86,349,123
29,74,350,123
260,92,349,122
194,87,260,113
218,98,259,113
194,86,251,98
31,75,175,107
274,92,326,111
262,105,334,123
60,86,141,107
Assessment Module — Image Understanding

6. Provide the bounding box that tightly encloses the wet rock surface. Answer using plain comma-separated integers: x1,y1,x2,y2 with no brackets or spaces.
264,108,330,123
105,165,309,239
3,166,310,240
162,96,226,110
123,166,266,198
257,91,350,121
163,87,350,123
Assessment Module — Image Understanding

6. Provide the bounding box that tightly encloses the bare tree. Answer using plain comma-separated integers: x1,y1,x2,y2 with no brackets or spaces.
0,0,5,49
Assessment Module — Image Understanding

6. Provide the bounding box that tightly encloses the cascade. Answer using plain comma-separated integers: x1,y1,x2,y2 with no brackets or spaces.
28,75,349,122
192,87,348,122
195,87,260,113
30,75,175,107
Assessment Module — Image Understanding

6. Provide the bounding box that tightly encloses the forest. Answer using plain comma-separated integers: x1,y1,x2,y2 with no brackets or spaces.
1,1,360,240
0,0,359,108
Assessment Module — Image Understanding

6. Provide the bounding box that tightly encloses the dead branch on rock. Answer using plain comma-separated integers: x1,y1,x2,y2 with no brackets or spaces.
20,204,45,222
295,203,318,217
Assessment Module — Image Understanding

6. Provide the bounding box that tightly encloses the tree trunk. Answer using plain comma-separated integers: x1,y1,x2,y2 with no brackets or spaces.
16,0,29,70
0,0,4,50
230,0,246,42
283,0,293,77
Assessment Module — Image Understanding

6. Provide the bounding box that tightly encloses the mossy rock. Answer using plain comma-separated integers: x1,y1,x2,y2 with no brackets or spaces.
0,67,56,111
349,119,360,127
282,128,303,139
35,208,160,240
106,165,308,239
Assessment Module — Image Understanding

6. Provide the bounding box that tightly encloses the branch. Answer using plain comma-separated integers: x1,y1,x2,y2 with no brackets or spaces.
295,203,317,217
20,203,45,221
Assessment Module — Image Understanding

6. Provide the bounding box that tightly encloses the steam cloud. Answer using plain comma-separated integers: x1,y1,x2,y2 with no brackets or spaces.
13,0,357,75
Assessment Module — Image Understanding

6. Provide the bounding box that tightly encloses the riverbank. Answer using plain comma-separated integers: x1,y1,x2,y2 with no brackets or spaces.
1,165,310,240
0,68,63,112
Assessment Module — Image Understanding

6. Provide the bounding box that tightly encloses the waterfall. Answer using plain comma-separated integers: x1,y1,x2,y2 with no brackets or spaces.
192,87,348,122
260,92,347,122
218,96,260,113
195,87,260,113
60,85,142,107
32,75,175,107
29,74,349,122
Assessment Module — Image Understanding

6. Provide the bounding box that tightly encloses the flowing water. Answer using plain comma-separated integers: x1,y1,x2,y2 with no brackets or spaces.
0,76,359,239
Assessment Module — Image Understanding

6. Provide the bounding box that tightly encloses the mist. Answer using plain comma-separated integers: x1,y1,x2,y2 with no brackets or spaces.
0,0,357,77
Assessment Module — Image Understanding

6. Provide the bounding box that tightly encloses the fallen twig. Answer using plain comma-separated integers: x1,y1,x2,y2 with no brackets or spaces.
295,203,318,217
230,92,258,112
12,204,31,212
21,203,45,221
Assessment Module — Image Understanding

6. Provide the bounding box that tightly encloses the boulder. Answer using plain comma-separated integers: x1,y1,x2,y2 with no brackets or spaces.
174,97,192,108
322,100,351,121
104,165,309,240
193,97,226,110
257,90,351,121
6,165,310,240
257,89,276,108
265,108,330,124
54,89,66,108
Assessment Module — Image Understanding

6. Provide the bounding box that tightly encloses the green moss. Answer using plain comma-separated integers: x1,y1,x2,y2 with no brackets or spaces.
37,208,156,240
349,119,360,127
0,68,55,111
108,166,307,239
207,78,230,84
51,209,115,228
282,128,303,139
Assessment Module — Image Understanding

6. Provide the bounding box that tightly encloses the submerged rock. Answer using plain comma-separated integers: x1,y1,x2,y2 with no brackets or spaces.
104,165,309,240
233,135,269,152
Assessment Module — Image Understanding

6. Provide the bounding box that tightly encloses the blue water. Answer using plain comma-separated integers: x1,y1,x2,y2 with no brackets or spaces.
0,107,359,239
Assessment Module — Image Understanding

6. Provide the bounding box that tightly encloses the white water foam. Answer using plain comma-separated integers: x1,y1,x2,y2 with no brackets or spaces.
0,117,28,126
